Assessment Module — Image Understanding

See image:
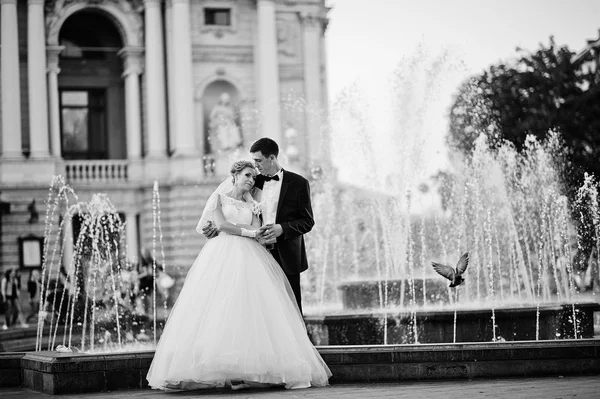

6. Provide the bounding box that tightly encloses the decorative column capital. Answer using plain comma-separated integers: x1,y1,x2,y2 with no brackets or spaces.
27,0,45,6
255,0,277,10
143,0,163,7
46,45,64,74
119,47,144,76
298,12,327,31
0,0,18,5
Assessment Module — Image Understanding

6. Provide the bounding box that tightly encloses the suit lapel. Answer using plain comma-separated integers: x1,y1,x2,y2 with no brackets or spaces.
276,170,289,221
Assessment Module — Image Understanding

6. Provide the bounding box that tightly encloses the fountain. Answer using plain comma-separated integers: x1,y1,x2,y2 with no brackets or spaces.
33,176,170,354
300,48,600,345
21,48,597,353
14,133,597,394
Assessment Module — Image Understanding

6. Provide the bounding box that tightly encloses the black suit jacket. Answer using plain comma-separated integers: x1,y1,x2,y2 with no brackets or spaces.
254,170,314,275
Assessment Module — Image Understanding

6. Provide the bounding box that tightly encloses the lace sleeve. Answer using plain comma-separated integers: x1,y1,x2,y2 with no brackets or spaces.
196,192,218,233
196,179,232,234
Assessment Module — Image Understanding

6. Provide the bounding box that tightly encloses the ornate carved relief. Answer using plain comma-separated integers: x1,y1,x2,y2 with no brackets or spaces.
45,0,144,14
298,11,327,31
277,19,299,58
45,0,144,47
193,46,254,63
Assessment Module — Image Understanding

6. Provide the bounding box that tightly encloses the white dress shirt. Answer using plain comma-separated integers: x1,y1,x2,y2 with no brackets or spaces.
261,169,283,225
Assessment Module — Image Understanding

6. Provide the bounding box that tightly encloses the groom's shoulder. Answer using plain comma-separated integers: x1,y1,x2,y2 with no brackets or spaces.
284,170,309,184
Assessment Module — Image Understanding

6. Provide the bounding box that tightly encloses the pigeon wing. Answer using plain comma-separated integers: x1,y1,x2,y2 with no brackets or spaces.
455,252,469,275
432,262,455,281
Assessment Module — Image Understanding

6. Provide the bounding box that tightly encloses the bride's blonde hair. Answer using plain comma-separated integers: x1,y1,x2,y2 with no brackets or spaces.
230,160,255,184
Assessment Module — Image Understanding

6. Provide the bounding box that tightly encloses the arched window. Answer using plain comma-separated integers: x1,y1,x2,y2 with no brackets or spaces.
58,11,125,160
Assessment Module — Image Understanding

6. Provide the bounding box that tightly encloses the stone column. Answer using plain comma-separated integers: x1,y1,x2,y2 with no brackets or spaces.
144,0,168,158
125,211,139,264
300,12,324,163
320,21,330,119
28,0,50,158
319,27,332,170
119,47,144,160
1,0,23,159
165,0,176,155
47,46,64,157
256,0,281,142
170,0,196,156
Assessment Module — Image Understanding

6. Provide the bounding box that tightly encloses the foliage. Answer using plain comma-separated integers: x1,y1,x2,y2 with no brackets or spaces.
448,37,600,189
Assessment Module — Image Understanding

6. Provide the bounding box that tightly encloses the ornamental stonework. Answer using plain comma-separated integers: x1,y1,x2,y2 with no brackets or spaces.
277,18,300,59
193,45,254,63
45,0,144,47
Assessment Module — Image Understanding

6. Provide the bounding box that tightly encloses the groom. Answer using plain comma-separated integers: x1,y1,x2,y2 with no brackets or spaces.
203,138,314,314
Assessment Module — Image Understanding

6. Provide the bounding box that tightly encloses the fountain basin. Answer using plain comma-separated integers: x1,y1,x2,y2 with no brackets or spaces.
0,353,23,387
338,278,450,309
306,302,600,345
8,339,599,394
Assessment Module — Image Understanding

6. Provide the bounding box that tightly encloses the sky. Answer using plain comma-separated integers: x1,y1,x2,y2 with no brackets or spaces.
324,0,600,189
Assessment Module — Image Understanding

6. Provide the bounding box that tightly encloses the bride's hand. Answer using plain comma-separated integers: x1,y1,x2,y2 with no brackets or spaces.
202,221,219,239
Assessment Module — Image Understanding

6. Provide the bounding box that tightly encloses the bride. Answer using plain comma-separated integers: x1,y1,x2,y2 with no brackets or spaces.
146,160,331,391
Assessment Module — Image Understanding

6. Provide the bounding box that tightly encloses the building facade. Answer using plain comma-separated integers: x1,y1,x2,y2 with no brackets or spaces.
574,29,600,80
0,0,330,277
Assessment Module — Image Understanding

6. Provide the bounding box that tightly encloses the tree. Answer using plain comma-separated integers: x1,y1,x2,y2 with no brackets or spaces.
448,37,600,188
447,76,496,155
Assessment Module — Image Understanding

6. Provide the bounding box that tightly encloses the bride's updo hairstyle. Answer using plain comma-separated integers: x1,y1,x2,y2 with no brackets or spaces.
231,160,256,184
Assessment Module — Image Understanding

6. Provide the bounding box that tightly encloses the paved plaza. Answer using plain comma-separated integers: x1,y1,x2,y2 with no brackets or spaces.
2,376,600,399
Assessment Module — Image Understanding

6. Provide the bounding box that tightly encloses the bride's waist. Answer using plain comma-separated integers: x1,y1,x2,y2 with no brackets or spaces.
219,232,255,239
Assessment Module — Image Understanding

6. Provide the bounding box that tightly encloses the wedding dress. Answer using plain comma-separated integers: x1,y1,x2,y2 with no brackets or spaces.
146,192,331,390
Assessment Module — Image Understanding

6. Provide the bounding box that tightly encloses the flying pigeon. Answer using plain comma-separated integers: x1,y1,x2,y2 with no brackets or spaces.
432,252,469,288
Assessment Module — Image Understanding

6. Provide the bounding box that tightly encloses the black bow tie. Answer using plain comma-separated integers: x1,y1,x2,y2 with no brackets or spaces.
263,174,280,182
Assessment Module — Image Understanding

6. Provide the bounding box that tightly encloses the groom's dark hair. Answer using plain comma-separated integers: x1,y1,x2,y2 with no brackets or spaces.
250,138,279,158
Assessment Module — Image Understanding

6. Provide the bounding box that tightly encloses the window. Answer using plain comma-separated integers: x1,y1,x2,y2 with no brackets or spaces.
204,8,231,26
60,89,107,159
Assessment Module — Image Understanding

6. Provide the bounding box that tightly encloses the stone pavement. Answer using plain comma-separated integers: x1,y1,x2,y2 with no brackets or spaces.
1,376,599,399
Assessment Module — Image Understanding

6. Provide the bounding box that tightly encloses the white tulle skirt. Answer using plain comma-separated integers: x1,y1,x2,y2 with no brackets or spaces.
146,234,331,390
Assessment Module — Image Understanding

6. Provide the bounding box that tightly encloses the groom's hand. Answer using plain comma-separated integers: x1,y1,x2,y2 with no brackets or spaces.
201,221,219,239
259,224,282,241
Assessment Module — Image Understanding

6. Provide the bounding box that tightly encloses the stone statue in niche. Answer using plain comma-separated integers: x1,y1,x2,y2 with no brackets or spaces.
208,92,242,153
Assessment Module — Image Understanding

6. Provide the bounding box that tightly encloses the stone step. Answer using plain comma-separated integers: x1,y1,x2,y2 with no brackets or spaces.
0,325,64,352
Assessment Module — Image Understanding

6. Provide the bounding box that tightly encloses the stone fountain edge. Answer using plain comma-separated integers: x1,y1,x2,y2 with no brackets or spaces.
4,339,598,395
